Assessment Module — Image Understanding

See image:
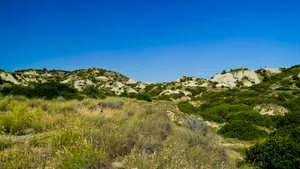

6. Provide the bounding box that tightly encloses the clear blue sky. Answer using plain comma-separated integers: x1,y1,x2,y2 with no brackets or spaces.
0,0,299,82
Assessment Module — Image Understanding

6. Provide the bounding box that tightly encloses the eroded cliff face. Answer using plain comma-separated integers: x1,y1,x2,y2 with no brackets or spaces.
210,69,261,88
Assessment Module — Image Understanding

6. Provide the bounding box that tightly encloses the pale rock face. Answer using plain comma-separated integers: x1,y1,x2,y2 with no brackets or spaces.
126,87,137,93
181,90,192,96
211,73,236,88
74,80,85,90
95,76,109,82
73,79,94,91
254,104,288,116
136,83,146,89
242,81,253,87
161,89,181,95
44,73,52,77
23,71,39,76
233,70,260,84
111,87,124,95
0,72,19,84
161,89,190,96
86,79,94,85
184,81,198,87
61,78,72,84
210,70,261,88
114,82,125,88
199,82,208,87
24,77,38,83
263,68,282,74
108,82,126,95
175,96,191,103
126,78,137,84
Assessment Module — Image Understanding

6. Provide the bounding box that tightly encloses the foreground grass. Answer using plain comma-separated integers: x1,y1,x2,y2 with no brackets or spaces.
0,96,236,169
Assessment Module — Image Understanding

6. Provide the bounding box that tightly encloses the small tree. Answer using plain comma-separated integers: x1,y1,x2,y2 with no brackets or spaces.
82,85,106,99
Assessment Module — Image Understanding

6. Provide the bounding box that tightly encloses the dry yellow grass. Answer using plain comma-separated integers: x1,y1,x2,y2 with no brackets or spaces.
0,96,238,169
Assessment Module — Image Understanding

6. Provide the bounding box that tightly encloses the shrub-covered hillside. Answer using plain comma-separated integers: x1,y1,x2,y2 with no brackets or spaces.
177,65,300,168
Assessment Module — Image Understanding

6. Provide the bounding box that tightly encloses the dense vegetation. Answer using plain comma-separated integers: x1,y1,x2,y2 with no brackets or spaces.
0,82,83,100
218,120,268,141
0,82,118,100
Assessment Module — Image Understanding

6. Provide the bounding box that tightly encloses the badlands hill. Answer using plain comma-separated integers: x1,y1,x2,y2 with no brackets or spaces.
0,65,299,100
0,65,300,168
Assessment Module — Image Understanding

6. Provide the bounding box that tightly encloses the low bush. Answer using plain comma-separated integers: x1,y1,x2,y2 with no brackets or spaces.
135,93,152,102
250,82,271,92
186,87,206,96
82,85,106,99
177,102,198,114
219,120,268,141
246,128,300,169
278,92,295,101
296,79,300,88
226,110,274,128
200,104,252,123
100,100,124,109
0,82,83,100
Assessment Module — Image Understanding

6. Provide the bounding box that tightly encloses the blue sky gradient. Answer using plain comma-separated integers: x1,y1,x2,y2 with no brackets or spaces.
0,0,299,82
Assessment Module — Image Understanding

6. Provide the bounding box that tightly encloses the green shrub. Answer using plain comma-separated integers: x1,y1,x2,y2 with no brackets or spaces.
144,84,165,96
292,75,300,81
274,111,300,129
250,82,271,92
278,92,295,101
186,87,206,96
219,120,268,140
135,93,152,102
167,92,185,100
284,97,300,112
177,102,198,114
0,82,83,100
200,104,252,123
246,129,300,169
82,85,106,99
153,95,171,101
296,79,300,88
227,110,274,128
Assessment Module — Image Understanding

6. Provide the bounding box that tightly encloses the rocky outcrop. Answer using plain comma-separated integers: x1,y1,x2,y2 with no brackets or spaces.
262,68,282,74
210,70,261,88
0,72,20,84
74,79,94,91
126,78,137,84
254,104,288,116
